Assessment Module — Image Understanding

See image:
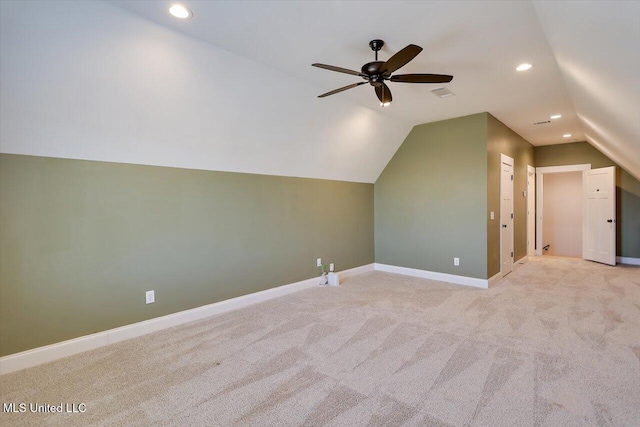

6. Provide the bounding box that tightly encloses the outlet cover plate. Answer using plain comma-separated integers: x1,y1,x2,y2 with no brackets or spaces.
146,290,155,304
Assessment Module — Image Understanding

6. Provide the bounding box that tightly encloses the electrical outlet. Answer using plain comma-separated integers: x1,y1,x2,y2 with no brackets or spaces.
490,211,494,220
146,290,155,304
329,263,334,272
317,258,322,267
454,258,460,266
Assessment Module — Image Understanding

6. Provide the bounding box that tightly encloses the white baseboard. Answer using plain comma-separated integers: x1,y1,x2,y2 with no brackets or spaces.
617,256,640,266
494,255,529,283
487,272,503,287
374,263,489,289
338,263,375,282
514,255,528,270
0,263,373,375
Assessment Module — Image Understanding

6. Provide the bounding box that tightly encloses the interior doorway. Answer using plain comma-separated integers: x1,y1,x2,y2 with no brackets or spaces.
500,154,514,276
535,164,590,256
542,171,582,257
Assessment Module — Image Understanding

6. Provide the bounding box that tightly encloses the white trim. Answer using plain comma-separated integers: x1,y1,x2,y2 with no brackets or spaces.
494,256,528,283
535,164,591,256
0,263,374,375
616,256,640,266
336,263,375,282
536,164,591,174
374,263,489,289
487,272,503,287
514,255,528,270
500,153,514,167
527,165,535,257
500,154,515,277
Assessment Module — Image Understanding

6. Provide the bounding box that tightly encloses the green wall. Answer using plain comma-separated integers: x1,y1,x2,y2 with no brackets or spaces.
535,142,640,258
487,114,535,277
0,154,374,356
4,123,636,358
375,113,489,279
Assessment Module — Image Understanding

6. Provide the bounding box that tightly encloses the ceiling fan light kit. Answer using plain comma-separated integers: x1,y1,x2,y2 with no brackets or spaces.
312,39,453,106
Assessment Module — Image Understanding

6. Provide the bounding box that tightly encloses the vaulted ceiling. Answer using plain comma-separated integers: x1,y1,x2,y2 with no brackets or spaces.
1,1,638,182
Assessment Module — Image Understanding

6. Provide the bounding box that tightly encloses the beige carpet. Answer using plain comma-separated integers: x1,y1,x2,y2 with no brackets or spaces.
1,256,639,426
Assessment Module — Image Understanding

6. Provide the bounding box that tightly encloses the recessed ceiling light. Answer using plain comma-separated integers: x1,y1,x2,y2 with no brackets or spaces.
563,134,572,138
169,4,192,19
516,63,532,71
550,114,562,120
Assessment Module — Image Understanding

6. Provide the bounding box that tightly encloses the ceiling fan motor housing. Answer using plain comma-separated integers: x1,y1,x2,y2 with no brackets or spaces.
362,61,385,78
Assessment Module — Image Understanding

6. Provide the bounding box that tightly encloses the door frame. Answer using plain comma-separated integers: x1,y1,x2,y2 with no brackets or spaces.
583,166,616,265
535,164,591,256
527,165,535,256
500,154,514,276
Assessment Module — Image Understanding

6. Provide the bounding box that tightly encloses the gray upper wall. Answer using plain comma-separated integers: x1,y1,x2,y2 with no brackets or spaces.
535,142,640,258
0,0,411,184
0,154,374,356
375,113,489,279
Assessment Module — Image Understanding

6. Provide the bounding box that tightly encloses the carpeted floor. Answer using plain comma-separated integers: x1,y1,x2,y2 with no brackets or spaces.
1,256,639,426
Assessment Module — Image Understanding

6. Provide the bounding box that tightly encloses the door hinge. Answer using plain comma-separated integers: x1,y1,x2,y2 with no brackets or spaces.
511,213,514,219
511,252,513,258
511,174,513,181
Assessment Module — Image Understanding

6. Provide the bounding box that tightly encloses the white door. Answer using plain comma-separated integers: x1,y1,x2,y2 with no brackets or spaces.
501,156,514,276
527,166,535,256
582,166,616,265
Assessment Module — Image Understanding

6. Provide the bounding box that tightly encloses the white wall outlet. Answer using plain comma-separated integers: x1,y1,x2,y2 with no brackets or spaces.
454,258,460,266
317,258,322,267
146,290,155,304
329,263,334,272
490,211,495,220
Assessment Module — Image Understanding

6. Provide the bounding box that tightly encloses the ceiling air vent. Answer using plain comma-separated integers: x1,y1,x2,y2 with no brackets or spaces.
533,120,551,125
431,87,454,98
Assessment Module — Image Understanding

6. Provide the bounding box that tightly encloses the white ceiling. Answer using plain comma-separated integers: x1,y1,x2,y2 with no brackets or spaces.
107,0,640,180
533,0,640,180
109,0,584,147
2,1,638,181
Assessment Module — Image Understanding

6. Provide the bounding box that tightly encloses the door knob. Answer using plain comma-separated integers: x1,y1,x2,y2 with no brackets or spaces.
607,219,613,223
502,224,507,228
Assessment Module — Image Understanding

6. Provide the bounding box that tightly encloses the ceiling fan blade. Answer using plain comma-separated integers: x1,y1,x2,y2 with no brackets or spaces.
375,83,392,104
312,63,365,77
318,82,367,98
380,44,423,75
390,74,454,83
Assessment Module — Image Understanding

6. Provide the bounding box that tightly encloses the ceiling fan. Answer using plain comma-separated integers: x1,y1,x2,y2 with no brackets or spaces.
312,39,453,106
